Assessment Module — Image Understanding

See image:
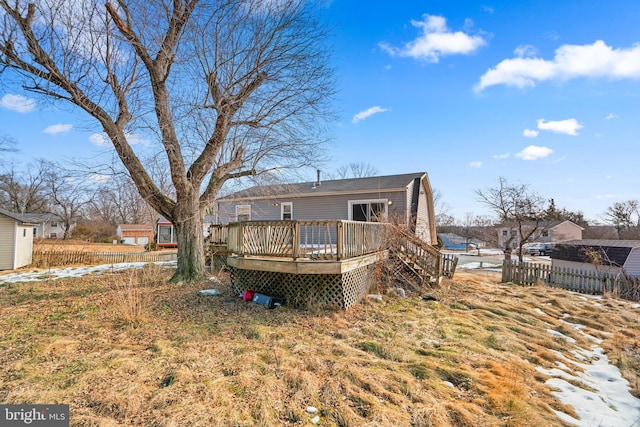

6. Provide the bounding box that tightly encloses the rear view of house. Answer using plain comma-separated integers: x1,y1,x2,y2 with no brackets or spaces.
215,172,437,245
0,208,34,270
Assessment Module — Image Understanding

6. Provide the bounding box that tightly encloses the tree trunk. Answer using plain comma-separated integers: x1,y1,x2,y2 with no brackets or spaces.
172,200,206,283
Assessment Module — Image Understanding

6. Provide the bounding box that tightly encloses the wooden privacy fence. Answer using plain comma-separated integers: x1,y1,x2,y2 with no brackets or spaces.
32,250,178,268
502,260,640,301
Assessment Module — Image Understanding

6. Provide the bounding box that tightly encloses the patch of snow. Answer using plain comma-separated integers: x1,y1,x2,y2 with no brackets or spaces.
547,329,576,344
534,308,546,316
0,261,177,284
540,346,640,427
459,262,502,271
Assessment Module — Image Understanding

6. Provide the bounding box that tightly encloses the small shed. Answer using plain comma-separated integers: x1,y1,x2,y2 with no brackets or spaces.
551,239,640,278
0,208,34,270
117,224,154,246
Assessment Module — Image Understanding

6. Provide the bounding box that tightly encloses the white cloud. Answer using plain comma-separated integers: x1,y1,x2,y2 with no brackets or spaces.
87,173,111,183
514,44,538,58
89,133,109,147
605,113,618,120
469,161,483,168
379,14,486,62
475,40,640,92
482,5,494,14
493,153,510,159
43,124,73,135
352,106,389,124
523,129,539,138
89,132,150,147
515,145,553,160
537,118,582,136
1,94,36,113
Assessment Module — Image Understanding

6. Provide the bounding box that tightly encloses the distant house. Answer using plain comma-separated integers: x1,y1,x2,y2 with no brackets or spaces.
22,213,67,239
117,224,154,246
551,240,640,278
156,217,177,248
498,220,584,249
0,208,34,270
215,172,437,245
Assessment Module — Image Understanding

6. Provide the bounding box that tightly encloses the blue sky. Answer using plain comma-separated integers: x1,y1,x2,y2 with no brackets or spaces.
1,0,640,222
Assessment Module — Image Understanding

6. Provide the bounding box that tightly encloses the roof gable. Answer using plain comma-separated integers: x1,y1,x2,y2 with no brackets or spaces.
218,172,427,201
0,207,32,224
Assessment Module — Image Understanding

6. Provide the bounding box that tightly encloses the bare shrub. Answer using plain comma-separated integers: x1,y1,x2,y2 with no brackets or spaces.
107,265,163,324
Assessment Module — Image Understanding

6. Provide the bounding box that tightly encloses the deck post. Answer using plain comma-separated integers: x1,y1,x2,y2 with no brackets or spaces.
336,221,344,261
292,221,300,260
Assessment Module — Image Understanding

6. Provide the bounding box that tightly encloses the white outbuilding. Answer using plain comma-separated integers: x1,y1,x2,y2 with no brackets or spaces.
0,208,34,270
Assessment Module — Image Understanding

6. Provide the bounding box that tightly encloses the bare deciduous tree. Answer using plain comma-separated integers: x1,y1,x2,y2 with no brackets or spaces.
476,177,547,262
0,0,334,281
0,161,48,214
604,200,640,239
43,164,92,240
334,162,379,179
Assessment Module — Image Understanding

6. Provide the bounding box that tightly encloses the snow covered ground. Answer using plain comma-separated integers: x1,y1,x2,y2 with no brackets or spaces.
536,314,640,425
0,261,177,284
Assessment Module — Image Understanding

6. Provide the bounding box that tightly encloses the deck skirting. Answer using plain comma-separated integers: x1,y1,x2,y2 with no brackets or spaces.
228,253,386,308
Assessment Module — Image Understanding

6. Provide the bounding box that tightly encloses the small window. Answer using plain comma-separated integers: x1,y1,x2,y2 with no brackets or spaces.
33,228,37,236
541,231,549,237
236,205,251,222
23,229,26,237
51,222,58,228
49,232,57,238
502,230,508,236
281,202,293,220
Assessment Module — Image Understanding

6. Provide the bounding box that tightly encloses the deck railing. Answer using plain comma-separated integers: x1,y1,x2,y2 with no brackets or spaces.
223,220,387,261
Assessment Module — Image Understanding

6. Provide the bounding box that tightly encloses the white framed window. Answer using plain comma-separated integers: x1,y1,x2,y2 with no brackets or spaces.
348,199,387,222
236,205,251,222
281,202,293,220
49,232,57,238
51,222,58,228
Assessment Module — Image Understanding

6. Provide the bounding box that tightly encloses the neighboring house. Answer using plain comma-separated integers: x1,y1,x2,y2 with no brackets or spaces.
551,239,640,278
117,224,154,246
215,172,437,245
497,220,584,249
22,213,67,239
156,216,177,248
0,208,34,270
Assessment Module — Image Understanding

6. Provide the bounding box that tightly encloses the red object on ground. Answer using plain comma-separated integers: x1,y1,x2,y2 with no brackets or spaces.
243,290,256,302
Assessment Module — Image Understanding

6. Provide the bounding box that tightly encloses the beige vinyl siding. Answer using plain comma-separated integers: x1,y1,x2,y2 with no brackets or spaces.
415,185,431,243
0,216,16,270
624,248,640,277
550,221,583,242
406,180,415,224
14,224,33,268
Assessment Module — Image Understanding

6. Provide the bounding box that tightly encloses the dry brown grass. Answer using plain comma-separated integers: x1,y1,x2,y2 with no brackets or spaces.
34,239,151,253
0,268,639,426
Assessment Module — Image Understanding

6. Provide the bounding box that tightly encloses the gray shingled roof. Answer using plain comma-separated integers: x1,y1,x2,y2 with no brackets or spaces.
21,212,62,223
0,207,33,224
551,240,640,266
218,172,426,200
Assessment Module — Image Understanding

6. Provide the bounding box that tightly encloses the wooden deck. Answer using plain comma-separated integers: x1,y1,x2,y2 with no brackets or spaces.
207,220,440,308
